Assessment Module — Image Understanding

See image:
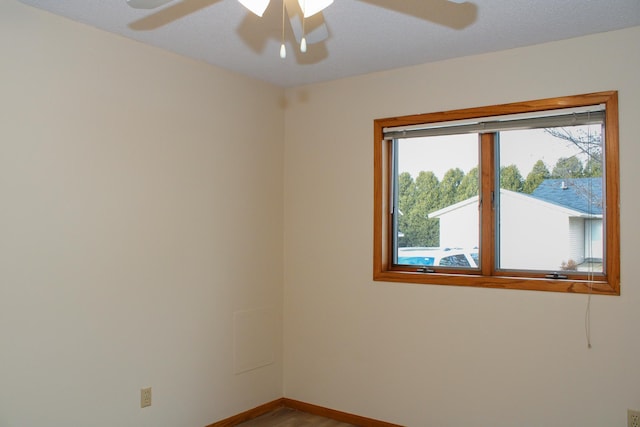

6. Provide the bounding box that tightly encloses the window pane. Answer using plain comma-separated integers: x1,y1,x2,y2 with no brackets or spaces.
497,125,604,273
394,134,479,267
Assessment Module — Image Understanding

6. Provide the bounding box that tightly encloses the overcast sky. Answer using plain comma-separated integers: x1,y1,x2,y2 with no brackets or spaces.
397,126,600,180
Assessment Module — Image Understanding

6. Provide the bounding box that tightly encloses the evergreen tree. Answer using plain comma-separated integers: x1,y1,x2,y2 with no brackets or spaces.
583,153,603,177
397,172,416,212
402,171,440,247
414,171,441,209
456,167,479,202
523,160,550,193
439,168,465,208
395,126,604,249
500,164,524,192
551,156,584,179
396,172,415,247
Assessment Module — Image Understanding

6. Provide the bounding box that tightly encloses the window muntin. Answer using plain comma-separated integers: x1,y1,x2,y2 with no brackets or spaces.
374,92,620,294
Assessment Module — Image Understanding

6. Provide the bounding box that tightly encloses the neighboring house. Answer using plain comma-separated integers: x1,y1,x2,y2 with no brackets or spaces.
428,178,603,271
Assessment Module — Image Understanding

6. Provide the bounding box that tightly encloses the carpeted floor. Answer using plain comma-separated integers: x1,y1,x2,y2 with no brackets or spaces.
236,407,358,426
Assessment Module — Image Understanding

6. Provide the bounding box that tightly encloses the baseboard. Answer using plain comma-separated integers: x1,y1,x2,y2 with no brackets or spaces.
206,398,286,427
207,397,403,427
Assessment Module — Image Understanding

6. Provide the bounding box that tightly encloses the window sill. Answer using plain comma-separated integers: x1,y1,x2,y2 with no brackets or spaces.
373,270,619,295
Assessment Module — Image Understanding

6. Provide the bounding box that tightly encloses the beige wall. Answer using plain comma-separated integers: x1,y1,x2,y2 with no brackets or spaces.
283,27,640,426
3,1,640,426
0,2,284,426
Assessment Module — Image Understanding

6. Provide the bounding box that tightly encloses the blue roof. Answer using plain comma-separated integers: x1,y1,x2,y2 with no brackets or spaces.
531,178,602,215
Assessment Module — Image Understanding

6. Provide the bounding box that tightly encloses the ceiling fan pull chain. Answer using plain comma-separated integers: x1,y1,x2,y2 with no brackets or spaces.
280,0,287,58
300,0,307,52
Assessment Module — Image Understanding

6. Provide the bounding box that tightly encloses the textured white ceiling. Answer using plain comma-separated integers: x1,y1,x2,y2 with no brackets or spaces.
17,0,640,87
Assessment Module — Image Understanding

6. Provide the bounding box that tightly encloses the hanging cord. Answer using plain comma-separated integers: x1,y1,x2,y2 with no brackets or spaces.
584,112,595,349
585,288,592,348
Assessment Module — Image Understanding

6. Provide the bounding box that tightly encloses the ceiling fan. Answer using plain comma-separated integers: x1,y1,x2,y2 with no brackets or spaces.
126,0,471,59
127,0,334,58
127,0,322,12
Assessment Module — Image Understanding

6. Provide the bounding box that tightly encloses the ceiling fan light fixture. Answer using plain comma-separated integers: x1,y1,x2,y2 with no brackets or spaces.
237,0,271,17
297,0,333,17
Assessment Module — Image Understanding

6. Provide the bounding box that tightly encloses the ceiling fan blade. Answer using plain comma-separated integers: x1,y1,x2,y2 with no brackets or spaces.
357,0,477,30
286,2,329,44
297,0,333,18
237,0,272,17
129,0,222,30
126,0,176,9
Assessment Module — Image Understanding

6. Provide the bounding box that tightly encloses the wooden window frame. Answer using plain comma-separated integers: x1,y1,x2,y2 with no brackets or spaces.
373,91,620,295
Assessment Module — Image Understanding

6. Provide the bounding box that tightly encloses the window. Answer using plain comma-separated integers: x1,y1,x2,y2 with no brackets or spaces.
373,92,620,294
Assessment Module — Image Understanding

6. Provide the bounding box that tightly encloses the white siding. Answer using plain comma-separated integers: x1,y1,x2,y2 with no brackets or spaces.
585,218,604,260
434,190,584,271
499,192,570,270
436,201,479,249
569,217,585,264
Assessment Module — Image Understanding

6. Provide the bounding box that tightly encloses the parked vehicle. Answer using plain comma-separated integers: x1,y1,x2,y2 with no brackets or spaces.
397,247,479,268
